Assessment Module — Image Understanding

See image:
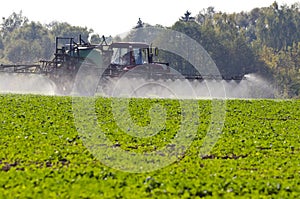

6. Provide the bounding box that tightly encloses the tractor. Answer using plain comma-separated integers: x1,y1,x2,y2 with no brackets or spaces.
0,35,175,95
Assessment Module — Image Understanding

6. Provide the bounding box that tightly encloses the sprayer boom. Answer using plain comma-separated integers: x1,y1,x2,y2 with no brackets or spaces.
0,64,42,73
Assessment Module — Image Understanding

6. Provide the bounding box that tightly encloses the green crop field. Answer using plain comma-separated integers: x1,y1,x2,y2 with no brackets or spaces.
0,94,299,198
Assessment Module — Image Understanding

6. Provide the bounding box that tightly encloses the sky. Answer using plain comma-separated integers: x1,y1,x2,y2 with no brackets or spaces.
0,0,299,37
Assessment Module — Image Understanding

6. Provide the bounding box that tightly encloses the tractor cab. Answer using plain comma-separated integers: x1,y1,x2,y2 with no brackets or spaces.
105,42,169,78
109,42,151,66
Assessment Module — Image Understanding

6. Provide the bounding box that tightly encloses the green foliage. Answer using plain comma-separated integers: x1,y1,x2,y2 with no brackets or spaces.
0,94,299,198
47,21,92,41
167,16,256,78
191,2,300,97
90,34,102,44
4,40,41,63
0,13,94,64
254,3,300,51
0,11,28,38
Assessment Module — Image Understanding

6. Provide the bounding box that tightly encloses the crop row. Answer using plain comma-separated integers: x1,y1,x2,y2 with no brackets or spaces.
0,94,299,198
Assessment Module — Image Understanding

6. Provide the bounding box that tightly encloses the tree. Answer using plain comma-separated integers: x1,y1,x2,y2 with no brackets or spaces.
6,21,54,60
180,11,195,22
5,40,42,63
1,11,28,38
47,21,92,41
90,34,102,44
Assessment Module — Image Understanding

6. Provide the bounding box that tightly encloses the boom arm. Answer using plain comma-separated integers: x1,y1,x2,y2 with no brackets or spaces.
0,64,42,73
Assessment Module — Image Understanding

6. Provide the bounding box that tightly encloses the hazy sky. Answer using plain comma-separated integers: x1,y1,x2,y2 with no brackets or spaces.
1,0,299,36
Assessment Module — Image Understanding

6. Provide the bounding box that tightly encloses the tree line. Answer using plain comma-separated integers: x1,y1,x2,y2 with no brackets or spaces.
189,1,300,98
1,1,300,97
0,11,103,64
129,1,300,98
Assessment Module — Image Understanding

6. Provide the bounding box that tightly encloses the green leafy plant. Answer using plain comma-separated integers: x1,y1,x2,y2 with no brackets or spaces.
0,94,299,198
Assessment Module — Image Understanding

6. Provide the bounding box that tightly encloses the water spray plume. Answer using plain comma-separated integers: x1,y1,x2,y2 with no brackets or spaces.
0,73,57,95
96,76,275,99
